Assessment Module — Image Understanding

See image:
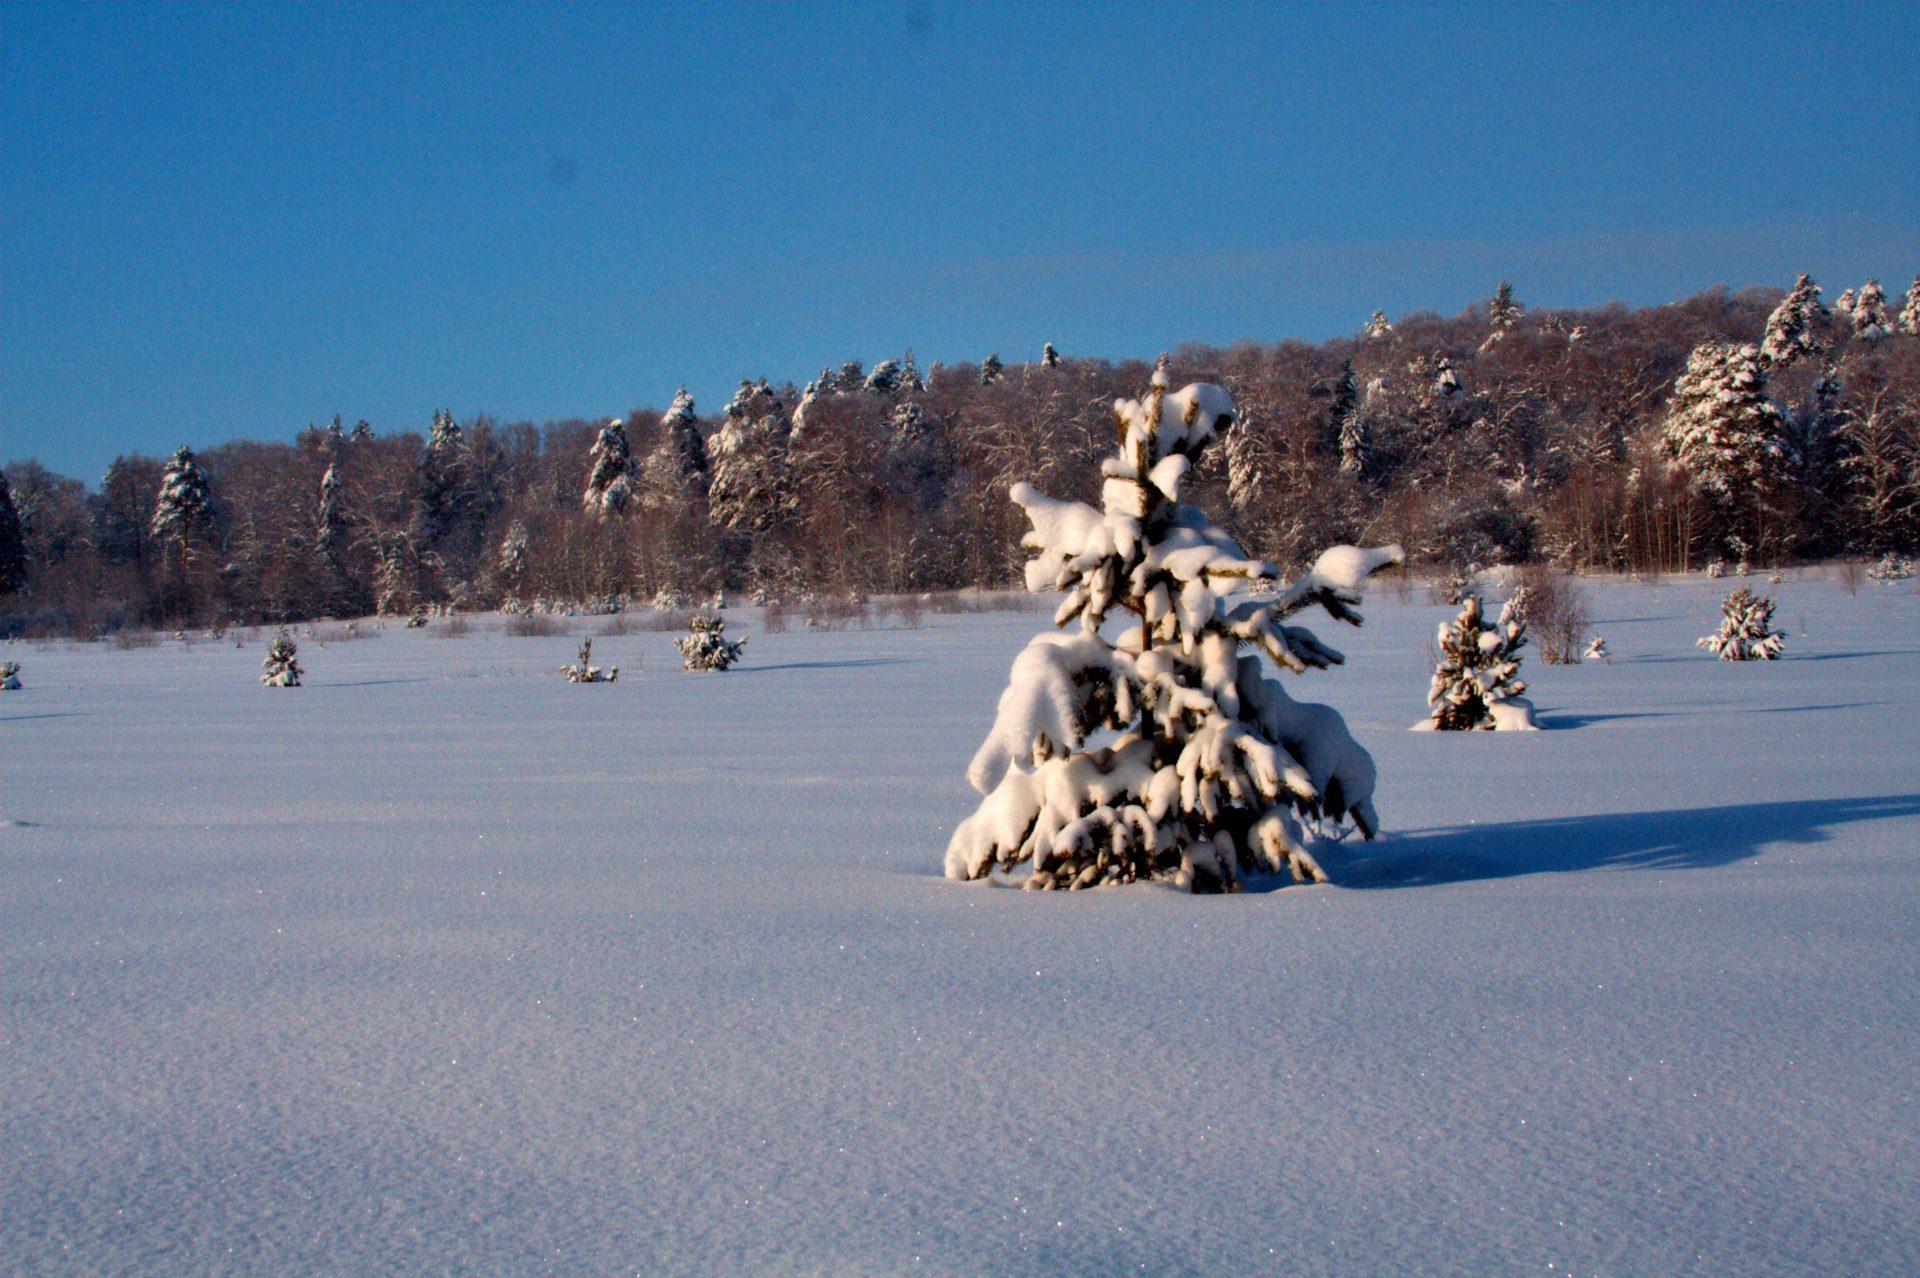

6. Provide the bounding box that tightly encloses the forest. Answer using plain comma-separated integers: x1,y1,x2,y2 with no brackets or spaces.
2,274,1916,637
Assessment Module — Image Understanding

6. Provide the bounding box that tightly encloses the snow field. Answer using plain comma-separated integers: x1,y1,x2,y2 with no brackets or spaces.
3,574,1918,1275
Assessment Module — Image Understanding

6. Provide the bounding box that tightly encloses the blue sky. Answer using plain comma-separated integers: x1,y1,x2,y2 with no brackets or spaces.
4,1,1916,479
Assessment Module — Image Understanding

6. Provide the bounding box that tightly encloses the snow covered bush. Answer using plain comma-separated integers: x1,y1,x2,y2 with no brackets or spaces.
260,632,302,687
1583,636,1610,663
1866,553,1913,584
1699,588,1785,661
560,637,618,683
0,660,21,691
677,613,745,672
946,371,1403,893
1418,594,1537,731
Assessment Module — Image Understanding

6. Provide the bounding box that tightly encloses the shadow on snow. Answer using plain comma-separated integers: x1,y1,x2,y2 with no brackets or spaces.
1329,793,1920,889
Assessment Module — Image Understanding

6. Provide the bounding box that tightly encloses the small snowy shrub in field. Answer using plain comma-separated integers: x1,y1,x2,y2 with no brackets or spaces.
947,371,1402,893
1699,588,1785,661
1583,636,1610,663
560,637,617,683
260,632,302,687
0,661,20,691
1419,594,1536,731
677,613,745,671
1866,553,1914,584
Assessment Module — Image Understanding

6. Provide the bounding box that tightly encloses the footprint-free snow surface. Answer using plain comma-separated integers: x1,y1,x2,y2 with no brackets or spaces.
5,576,1919,1275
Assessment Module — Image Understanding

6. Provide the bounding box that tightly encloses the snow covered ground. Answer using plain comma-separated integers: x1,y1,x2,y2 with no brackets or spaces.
4,574,1918,1275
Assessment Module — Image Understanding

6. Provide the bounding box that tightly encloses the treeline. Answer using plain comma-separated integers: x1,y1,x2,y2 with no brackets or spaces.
2,275,1917,638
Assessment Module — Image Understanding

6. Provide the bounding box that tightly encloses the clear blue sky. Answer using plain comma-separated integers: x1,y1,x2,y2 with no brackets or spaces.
4,1,1916,479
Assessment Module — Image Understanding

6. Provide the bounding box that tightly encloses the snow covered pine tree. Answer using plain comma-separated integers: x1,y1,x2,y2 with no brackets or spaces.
260,631,303,687
947,371,1402,892
0,661,21,691
1418,594,1537,731
1699,587,1785,661
677,613,745,671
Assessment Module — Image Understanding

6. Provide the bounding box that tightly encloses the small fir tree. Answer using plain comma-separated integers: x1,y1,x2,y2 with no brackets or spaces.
560,636,618,682
1363,310,1393,340
864,358,903,395
946,370,1402,893
1041,342,1061,368
677,612,745,671
979,352,1003,385
1900,277,1920,336
348,419,373,443
260,631,303,687
1699,587,1785,661
1760,273,1827,368
1834,288,1856,318
583,418,637,515
1420,594,1536,731
0,661,21,691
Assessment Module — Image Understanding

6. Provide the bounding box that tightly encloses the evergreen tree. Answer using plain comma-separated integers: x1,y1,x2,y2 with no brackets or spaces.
0,470,25,596
1698,587,1784,661
1420,593,1536,730
1835,287,1857,318
349,419,373,443
1901,277,1920,336
1482,281,1522,348
1661,343,1788,557
1363,310,1393,339
315,463,344,564
150,446,214,570
708,381,792,533
1041,342,1061,368
644,387,710,505
1428,352,1462,398
494,521,531,603
979,352,1003,385
946,370,1402,892
677,612,745,670
0,661,20,691
582,417,637,515
324,415,346,449
864,358,903,395
414,408,469,548
1851,278,1892,341
1760,272,1827,368
260,631,303,686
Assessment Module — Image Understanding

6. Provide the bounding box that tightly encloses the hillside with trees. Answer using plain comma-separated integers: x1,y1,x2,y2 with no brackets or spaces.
3,276,1917,637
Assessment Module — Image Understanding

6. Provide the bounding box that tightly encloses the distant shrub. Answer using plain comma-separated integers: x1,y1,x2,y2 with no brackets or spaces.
505,613,566,638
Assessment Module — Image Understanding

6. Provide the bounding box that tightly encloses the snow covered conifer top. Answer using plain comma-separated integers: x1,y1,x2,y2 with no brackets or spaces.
949,370,1402,893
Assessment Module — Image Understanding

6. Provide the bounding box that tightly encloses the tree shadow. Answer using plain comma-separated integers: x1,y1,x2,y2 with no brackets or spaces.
0,711,86,724
1535,710,1680,728
1329,794,1920,889
310,677,437,689
735,658,912,675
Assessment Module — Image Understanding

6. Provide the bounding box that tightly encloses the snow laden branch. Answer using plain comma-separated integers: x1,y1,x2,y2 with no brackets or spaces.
948,372,1402,892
